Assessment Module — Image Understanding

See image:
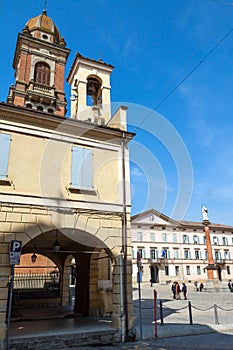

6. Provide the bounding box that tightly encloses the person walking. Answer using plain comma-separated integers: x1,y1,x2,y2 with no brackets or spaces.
199,282,204,292
182,282,187,300
175,282,181,300
194,281,198,291
171,282,176,299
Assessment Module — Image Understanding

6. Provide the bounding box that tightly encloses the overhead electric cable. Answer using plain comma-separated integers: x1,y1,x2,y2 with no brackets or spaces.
210,0,233,6
132,25,233,133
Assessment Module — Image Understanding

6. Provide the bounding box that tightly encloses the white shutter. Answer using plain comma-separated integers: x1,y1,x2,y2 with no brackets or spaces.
71,146,93,189
0,133,11,180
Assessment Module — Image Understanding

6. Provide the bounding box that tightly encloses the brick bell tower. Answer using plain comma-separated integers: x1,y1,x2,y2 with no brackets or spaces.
7,10,70,116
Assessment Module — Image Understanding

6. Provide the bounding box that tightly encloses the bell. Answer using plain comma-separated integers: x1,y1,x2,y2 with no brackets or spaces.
87,83,96,96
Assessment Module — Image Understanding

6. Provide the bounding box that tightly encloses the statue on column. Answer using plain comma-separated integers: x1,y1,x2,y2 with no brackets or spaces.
202,204,209,222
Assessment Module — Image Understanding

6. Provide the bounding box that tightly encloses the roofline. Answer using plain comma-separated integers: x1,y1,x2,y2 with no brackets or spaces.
131,209,233,230
131,208,180,226
67,52,114,84
0,102,135,141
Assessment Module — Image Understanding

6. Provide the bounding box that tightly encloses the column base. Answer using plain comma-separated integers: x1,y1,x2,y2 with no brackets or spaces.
205,280,228,292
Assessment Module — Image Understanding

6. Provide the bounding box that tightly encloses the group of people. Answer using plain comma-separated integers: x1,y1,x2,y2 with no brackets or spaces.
194,281,204,292
171,281,187,300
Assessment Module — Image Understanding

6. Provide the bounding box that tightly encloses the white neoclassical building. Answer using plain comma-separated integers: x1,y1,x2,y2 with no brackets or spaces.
131,209,233,284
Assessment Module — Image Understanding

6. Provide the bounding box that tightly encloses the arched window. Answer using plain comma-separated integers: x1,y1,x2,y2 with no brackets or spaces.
34,62,51,85
86,77,102,106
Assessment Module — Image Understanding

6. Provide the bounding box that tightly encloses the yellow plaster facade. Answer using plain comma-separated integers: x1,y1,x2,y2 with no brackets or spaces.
0,10,135,349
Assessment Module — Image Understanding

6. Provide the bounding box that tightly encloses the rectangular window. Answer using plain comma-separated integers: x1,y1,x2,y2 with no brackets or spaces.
213,237,219,245
224,251,231,260
203,236,206,244
71,146,92,189
215,250,221,261
173,249,179,259
186,266,190,275
193,235,199,244
150,232,155,242
138,248,146,259
162,249,170,259
175,266,179,276
131,247,135,259
173,233,177,243
227,266,231,275
197,266,201,275
204,250,208,259
150,249,158,261
162,233,167,242
183,235,189,244
195,250,200,259
222,237,228,245
184,249,190,259
0,133,11,180
165,266,169,276
138,232,142,242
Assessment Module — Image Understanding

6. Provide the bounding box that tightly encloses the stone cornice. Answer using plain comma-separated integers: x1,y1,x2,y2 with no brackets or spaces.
0,103,135,143
13,32,71,69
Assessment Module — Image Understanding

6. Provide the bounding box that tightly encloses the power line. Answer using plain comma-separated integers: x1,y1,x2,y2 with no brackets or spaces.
133,25,233,133
210,0,233,6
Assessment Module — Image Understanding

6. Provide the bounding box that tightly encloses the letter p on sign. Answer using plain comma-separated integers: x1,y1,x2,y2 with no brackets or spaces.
10,240,22,265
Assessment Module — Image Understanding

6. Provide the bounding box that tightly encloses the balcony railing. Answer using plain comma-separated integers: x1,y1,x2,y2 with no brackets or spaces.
28,81,55,96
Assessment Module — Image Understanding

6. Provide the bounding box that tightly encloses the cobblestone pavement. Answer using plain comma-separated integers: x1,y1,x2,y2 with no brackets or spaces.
132,281,233,339
61,282,233,349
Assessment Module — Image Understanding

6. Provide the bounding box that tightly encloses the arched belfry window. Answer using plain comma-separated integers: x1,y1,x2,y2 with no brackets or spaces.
34,62,51,85
86,77,102,107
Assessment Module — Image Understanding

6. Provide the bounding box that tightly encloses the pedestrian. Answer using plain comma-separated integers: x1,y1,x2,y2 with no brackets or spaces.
194,281,198,291
199,282,204,292
171,282,176,299
175,282,181,299
228,280,231,290
182,282,187,300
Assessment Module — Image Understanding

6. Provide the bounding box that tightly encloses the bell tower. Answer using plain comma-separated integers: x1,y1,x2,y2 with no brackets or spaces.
7,10,70,116
67,53,114,124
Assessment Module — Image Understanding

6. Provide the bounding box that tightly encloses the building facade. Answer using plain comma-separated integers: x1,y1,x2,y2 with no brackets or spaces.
0,10,134,348
131,209,233,284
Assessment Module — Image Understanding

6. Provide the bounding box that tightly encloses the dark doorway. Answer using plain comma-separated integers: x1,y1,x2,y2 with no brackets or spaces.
150,265,159,283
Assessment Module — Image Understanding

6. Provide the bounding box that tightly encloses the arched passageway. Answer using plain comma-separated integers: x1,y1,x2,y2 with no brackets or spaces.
13,228,114,319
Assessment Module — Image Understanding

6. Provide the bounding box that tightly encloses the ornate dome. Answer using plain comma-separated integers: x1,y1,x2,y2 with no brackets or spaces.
24,10,62,44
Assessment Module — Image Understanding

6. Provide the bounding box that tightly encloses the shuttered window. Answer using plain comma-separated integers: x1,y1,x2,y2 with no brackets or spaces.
71,146,93,189
34,62,51,85
0,133,11,180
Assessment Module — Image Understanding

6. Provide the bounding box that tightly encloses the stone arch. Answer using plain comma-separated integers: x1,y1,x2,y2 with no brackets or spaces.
19,224,118,317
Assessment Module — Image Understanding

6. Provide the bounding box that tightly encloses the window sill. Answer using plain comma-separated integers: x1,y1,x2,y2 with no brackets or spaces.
0,179,12,186
68,187,97,195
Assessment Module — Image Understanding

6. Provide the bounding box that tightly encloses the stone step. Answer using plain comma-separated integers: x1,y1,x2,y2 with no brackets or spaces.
10,329,119,349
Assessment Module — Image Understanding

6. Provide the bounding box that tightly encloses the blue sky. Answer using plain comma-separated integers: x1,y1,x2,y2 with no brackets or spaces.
1,0,233,225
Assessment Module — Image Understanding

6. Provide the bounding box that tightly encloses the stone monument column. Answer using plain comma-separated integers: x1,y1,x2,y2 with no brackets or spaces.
202,205,225,291
202,205,214,280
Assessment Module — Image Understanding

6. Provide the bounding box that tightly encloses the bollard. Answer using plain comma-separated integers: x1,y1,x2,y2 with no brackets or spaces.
159,300,164,325
214,304,219,325
188,301,193,325
154,290,158,337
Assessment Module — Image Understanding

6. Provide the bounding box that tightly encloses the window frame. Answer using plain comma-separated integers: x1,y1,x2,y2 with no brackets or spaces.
34,62,51,85
0,133,11,183
70,146,93,191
